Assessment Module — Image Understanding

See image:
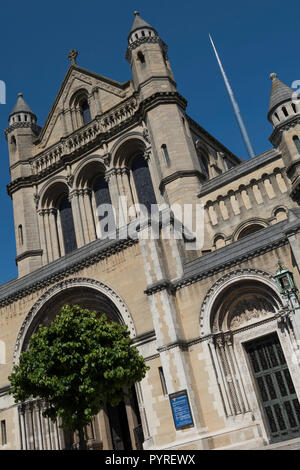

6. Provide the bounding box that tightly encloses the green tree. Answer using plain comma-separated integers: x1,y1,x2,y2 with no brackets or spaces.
9,304,148,450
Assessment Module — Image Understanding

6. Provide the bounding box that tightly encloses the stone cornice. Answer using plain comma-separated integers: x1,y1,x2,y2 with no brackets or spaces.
0,235,138,308
269,115,300,147
159,170,203,193
126,36,168,62
5,122,41,139
144,279,175,296
15,249,43,265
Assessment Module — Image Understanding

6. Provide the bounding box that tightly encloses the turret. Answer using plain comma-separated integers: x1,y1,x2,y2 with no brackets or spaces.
268,73,300,202
126,11,176,99
126,12,202,209
6,93,40,168
5,94,42,277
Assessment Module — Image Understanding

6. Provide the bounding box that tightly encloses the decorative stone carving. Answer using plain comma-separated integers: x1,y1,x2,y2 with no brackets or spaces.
66,174,74,188
33,193,40,209
143,127,151,144
199,268,283,336
229,296,275,329
68,49,78,65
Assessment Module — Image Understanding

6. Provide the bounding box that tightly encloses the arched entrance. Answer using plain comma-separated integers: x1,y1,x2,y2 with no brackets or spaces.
14,279,144,450
201,270,300,445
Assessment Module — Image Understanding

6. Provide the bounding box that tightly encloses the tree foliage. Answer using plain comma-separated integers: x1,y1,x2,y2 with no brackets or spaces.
9,305,148,444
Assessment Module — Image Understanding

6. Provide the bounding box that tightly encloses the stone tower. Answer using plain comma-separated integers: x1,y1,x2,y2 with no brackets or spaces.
5,94,42,277
268,73,300,202
126,12,203,208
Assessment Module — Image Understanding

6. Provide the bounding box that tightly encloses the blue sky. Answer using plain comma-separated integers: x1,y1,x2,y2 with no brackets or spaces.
0,0,299,283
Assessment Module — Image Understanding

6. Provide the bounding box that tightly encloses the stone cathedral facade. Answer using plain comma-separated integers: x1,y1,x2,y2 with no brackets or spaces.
1,11,300,450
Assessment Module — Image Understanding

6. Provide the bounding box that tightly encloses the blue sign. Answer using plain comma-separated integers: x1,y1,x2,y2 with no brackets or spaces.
169,390,194,430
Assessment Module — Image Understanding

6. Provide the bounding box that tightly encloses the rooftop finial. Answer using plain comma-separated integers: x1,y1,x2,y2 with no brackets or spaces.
134,10,140,16
68,49,78,65
270,72,277,80
18,93,23,97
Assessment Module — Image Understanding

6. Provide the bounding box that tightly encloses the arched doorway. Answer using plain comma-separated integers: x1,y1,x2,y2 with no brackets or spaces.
15,281,143,450
201,271,300,444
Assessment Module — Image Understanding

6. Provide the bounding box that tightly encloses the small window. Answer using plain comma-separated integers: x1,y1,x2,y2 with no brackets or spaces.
292,103,297,113
10,136,16,151
135,33,138,40
282,106,288,117
161,144,171,167
159,367,168,395
142,30,145,37
293,136,300,154
274,112,280,121
18,115,21,122
137,51,145,65
1,420,7,445
24,115,27,121
18,225,23,246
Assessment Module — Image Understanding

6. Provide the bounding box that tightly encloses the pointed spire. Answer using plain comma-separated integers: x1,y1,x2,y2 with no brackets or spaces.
128,11,157,40
9,93,34,118
268,73,294,119
8,92,37,127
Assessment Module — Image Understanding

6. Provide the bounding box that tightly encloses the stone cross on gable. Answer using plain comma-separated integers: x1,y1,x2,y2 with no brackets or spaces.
68,49,78,65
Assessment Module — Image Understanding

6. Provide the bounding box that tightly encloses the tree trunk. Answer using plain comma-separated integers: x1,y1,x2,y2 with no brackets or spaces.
78,426,87,450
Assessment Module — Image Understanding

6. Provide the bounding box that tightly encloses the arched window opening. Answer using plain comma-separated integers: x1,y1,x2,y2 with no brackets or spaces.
137,51,145,65
161,144,171,167
293,136,300,154
10,136,16,152
199,153,209,177
292,103,297,113
58,195,77,254
282,106,288,117
93,176,115,237
131,155,157,214
18,225,23,246
80,99,91,125
274,112,280,122
237,224,264,240
214,235,225,250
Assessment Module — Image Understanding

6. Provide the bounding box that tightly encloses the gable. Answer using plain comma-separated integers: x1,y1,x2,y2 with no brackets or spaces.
35,65,132,151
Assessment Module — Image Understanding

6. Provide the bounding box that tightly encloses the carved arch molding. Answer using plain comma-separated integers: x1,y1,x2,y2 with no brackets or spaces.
199,268,284,337
13,277,136,365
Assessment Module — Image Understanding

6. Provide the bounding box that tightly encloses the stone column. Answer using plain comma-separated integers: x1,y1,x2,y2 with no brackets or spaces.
69,190,85,247
78,189,90,244
212,199,223,224
49,208,60,260
245,184,258,209
207,338,232,417
83,188,97,241
257,179,269,202
222,195,235,219
38,210,48,265
44,210,53,262
225,333,249,413
269,172,281,195
235,189,247,216
121,167,137,220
